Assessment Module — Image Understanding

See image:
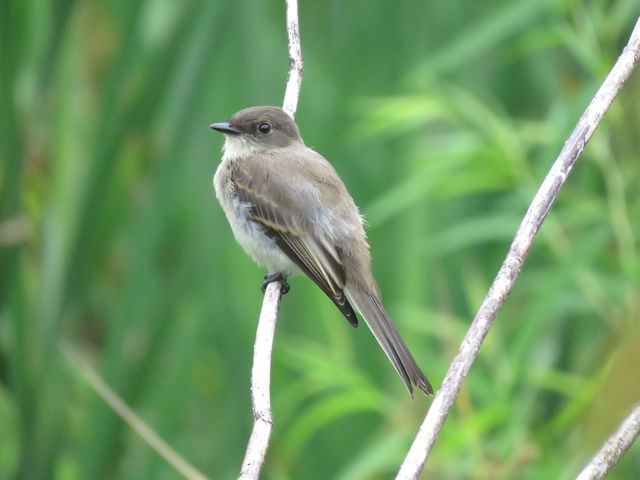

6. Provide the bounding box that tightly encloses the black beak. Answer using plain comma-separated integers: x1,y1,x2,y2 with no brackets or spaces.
209,122,243,135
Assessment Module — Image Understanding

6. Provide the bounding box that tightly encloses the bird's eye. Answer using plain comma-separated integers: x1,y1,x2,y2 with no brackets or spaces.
258,122,271,134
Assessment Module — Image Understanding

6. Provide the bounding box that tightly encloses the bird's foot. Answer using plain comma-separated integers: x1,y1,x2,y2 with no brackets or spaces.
261,272,290,295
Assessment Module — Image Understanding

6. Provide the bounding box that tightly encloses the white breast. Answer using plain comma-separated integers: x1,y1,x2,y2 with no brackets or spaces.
213,138,300,276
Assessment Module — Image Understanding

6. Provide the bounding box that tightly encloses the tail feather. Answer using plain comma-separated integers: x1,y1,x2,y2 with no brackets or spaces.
345,286,433,396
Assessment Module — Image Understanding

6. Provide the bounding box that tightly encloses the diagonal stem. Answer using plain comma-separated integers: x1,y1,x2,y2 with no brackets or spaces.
575,405,640,480
396,17,640,480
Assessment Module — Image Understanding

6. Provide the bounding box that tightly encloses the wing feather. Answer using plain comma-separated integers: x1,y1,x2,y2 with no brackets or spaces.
232,167,358,327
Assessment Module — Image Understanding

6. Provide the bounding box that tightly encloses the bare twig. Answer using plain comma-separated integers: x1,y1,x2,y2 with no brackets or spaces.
237,1,303,479
282,0,303,119
576,405,640,480
396,17,640,480
63,345,209,480
238,283,284,479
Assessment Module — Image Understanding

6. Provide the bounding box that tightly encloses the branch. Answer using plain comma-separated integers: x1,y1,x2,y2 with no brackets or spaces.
237,1,303,479
237,282,284,479
396,17,640,480
282,0,303,119
576,405,640,480
63,345,209,480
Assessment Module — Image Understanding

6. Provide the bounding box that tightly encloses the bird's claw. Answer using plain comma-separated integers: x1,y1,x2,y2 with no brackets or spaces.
261,272,290,294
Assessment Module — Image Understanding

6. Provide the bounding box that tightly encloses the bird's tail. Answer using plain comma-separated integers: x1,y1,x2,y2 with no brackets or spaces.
345,285,432,396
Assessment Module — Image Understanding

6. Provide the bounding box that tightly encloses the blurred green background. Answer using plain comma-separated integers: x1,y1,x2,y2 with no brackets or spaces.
1,0,640,479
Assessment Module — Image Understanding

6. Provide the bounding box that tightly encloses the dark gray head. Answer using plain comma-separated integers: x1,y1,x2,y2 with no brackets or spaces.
210,106,303,148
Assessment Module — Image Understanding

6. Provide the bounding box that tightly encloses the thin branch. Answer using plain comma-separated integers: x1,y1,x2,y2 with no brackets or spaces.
576,405,640,480
62,345,209,480
237,1,303,479
396,17,640,480
238,282,284,479
282,0,303,119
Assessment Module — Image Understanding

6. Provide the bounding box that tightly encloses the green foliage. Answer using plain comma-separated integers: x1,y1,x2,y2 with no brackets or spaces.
1,0,639,479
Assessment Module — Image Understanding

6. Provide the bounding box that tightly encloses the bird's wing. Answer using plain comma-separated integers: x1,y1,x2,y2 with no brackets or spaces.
232,163,358,327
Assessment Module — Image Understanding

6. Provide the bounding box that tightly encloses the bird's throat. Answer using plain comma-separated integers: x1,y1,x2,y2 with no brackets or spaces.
222,135,258,162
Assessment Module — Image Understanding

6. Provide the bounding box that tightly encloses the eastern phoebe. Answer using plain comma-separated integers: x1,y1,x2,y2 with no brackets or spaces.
210,106,432,396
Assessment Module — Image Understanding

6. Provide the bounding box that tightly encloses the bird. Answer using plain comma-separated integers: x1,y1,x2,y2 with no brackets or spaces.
210,106,432,396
